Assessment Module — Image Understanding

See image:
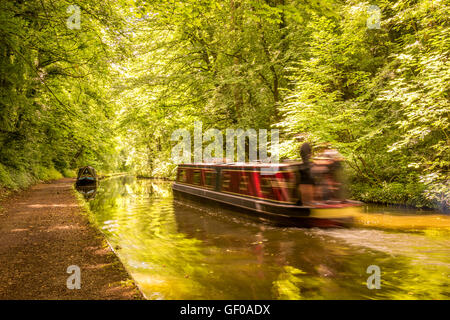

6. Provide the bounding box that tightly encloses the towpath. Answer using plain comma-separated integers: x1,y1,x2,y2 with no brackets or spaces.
0,178,143,299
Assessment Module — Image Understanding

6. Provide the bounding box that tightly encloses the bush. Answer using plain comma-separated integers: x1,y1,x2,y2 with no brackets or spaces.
62,168,76,178
10,170,35,189
0,163,64,190
0,164,36,190
35,166,62,181
0,163,16,189
350,181,433,209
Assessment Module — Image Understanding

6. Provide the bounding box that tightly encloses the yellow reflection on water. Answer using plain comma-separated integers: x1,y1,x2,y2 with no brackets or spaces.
355,213,450,231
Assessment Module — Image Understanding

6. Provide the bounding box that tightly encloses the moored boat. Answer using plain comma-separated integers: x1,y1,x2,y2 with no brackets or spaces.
75,166,98,186
172,161,362,228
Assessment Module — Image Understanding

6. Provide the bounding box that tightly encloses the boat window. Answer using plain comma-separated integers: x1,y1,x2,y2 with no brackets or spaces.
260,177,275,199
193,170,202,185
239,174,249,193
222,171,231,190
204,171,216,188
177,169,187,182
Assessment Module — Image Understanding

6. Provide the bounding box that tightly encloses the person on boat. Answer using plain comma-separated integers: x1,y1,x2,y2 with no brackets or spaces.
297,142,315,205
312,148,345,202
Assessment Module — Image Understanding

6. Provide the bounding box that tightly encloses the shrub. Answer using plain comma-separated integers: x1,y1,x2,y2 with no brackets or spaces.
34,166,62,181
0,163,16,189
350,181,434,210
62,168,76,178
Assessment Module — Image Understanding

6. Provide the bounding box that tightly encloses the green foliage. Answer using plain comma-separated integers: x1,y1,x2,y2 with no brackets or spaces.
35,166,62,181
277,0,449,211
0,163,34,189
0,0,447,211
0,0,129,189
350,181,431,208
0,163,15,189
62,169,77,178
113,0,447,211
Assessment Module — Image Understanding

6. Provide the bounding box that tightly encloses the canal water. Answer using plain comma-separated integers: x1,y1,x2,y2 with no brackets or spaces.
83,176,450,300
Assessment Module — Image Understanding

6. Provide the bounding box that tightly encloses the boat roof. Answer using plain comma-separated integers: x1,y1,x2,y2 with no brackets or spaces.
178,161,302,168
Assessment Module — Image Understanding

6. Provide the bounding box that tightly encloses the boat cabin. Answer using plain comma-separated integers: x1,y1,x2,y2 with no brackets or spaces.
175,162,302,204
175,158,348,204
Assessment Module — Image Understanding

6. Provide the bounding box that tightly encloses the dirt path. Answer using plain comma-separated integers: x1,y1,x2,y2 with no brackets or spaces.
0,178,143,299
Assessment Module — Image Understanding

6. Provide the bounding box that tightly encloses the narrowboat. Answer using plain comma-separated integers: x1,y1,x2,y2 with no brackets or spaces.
75,166,97,186
172,161,362,228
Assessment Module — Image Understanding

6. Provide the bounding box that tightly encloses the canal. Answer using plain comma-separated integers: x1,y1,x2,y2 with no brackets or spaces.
81,176,450,299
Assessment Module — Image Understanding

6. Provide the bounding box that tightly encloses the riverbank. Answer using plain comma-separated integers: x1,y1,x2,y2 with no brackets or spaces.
0,178,144,299
350,181,448,213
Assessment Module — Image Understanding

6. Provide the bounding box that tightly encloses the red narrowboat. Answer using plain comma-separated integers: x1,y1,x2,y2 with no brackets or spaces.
172,161,362,228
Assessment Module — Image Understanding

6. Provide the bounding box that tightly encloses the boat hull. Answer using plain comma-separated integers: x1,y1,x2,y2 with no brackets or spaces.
173,182,355,228
75,176,97,186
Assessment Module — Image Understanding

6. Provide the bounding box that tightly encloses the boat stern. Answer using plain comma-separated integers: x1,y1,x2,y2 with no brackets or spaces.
308,205,362,228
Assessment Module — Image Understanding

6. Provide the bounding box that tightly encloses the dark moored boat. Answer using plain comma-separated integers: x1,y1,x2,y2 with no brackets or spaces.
172,162,362,228
76,166,97,186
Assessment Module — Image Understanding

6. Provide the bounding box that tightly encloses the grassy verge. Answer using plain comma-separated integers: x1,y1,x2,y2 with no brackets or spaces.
0,163,78,190
0,164,76,211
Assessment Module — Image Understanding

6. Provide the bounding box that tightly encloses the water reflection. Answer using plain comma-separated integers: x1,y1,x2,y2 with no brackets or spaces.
75,184,97,201
85,176,450,300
